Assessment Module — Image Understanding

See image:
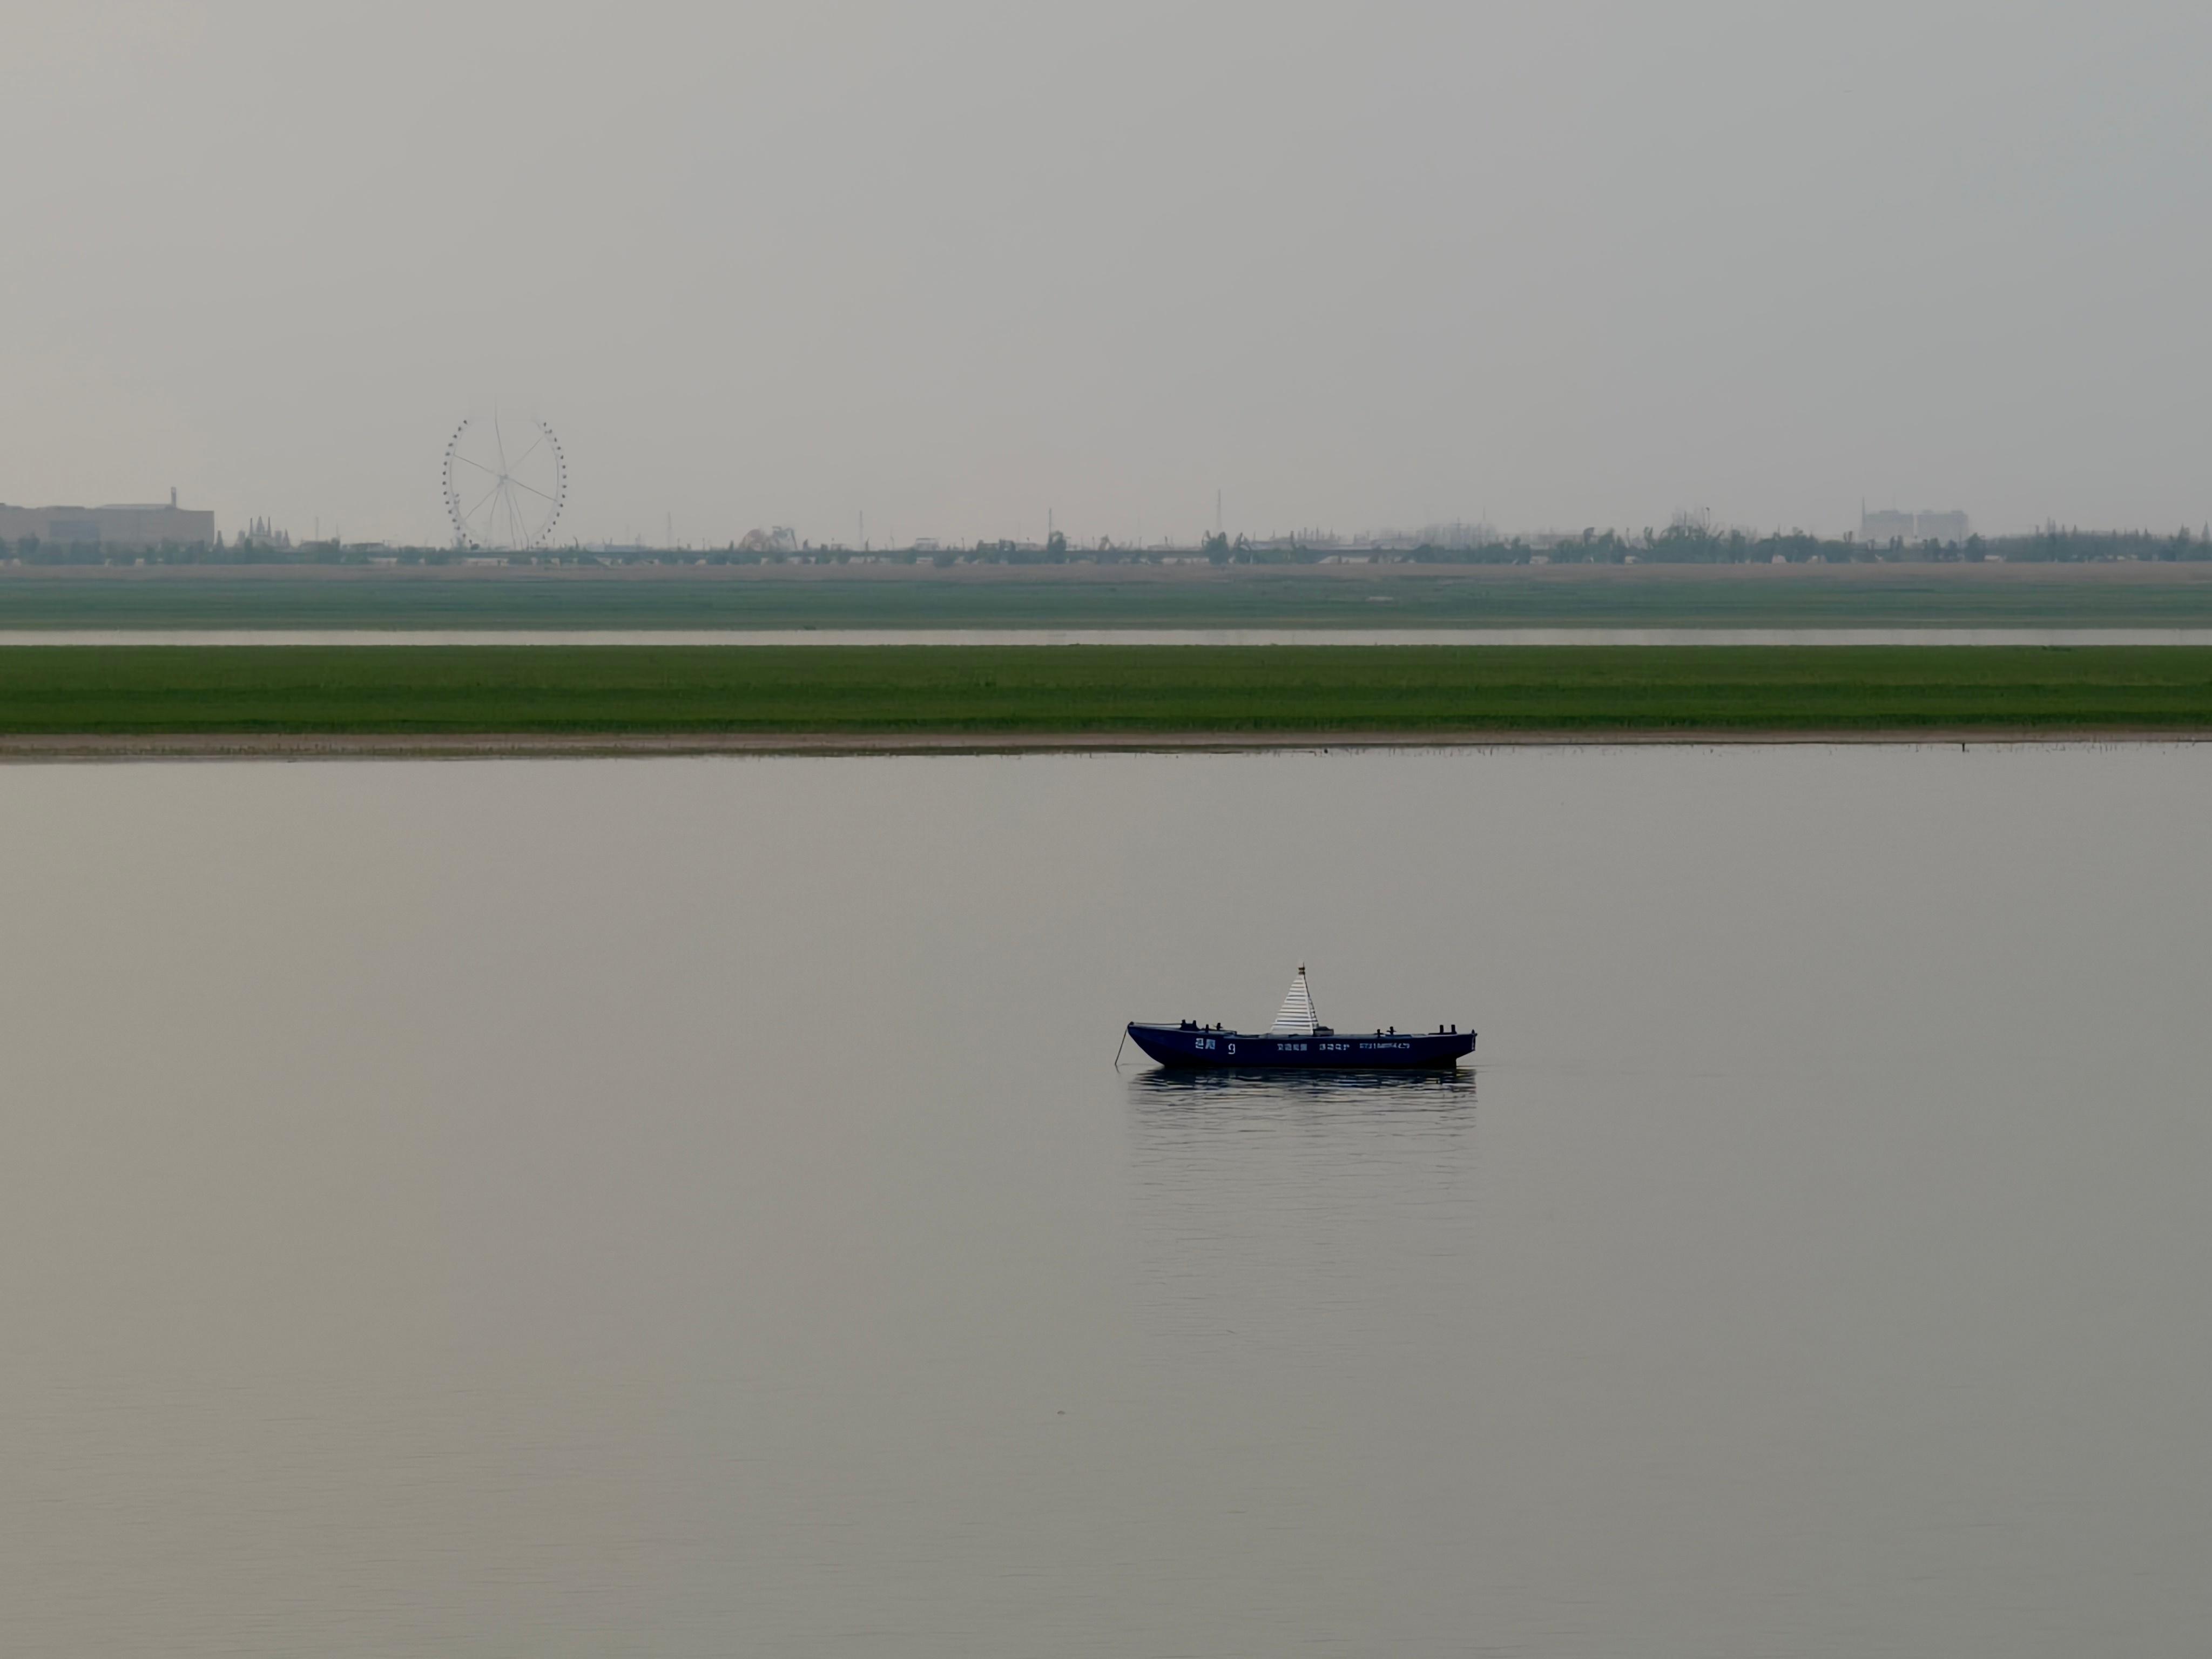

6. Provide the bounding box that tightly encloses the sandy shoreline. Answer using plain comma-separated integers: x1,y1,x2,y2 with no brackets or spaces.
4,729,2207,761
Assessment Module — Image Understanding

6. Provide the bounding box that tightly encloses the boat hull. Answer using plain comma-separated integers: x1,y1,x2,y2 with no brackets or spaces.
1127,1023,1474,1071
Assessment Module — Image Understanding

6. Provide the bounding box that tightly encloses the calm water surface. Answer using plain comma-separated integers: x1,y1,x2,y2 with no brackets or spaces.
1,748,2207,1657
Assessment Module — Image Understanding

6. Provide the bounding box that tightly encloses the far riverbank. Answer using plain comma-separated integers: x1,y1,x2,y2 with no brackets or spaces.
11,563,2212,630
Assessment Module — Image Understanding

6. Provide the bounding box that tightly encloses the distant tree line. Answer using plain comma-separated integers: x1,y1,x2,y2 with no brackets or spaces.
1415,522,2212,566
5,523,2210,568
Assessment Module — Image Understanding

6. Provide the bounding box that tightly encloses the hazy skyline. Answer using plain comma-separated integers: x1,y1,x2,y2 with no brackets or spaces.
4,2,2208,546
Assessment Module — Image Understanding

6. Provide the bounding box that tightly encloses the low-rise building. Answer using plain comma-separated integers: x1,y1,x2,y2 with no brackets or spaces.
0,490,214,549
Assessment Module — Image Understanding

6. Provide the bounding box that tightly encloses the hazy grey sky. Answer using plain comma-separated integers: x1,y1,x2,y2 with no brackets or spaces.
5,2,2208,545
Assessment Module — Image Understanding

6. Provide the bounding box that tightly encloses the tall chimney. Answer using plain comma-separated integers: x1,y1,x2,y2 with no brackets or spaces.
170,486,177,508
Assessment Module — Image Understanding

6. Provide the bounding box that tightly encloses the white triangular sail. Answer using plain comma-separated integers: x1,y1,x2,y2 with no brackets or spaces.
1270,966,1317,1035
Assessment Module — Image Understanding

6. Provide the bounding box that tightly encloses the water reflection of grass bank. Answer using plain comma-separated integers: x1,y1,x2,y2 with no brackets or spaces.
15,565,2212,630
5,645,2212,737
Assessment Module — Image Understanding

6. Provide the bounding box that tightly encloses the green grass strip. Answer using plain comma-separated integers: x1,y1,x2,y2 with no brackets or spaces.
3,645,2212,734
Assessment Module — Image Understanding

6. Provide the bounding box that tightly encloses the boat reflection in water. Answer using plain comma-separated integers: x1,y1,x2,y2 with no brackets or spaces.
1124,1065,1476,1155
1127,1064,1475,1109
1120,1066,1480,1301
1124,1053,1475,1158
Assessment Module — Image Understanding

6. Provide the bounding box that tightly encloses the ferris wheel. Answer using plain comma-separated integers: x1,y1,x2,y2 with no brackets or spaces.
443,413,567,550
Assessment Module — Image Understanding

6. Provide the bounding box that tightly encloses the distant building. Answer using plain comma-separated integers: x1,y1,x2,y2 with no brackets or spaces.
0,489,214,549
1412,521,1499,550
1862,506,1971,543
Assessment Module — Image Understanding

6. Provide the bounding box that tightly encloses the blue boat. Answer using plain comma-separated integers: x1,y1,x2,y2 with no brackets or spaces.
1126,967,1475,1071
